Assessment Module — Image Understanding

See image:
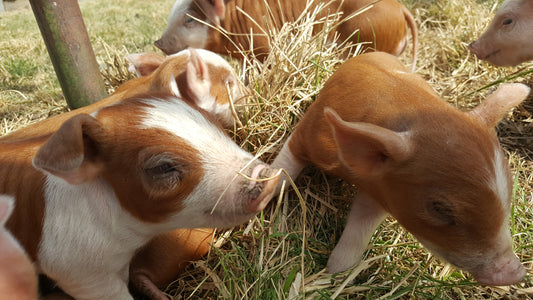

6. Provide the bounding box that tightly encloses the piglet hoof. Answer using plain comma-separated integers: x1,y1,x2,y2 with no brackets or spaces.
130,273,170,300
246,165,281,213
326,248,362,274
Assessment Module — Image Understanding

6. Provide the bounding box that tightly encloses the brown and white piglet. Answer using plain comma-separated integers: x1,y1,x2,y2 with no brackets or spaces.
155,0,417,67
3,48,248,300
0,195,38,300
272,52,529,286
469,0,533,66
0,50,278,299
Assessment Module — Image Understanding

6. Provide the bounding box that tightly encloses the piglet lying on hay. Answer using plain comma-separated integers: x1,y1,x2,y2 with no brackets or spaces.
155,0,417,65
273,51,529,286
0,195,38,300
0,48,280,299
469,0,533,66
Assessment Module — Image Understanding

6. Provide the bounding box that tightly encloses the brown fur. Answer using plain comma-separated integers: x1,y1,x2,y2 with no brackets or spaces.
278,52,527,283
159,0,418,63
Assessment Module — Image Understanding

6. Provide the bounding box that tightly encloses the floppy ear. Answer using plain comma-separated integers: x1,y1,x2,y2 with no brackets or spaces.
211,0,227,19
198,0,226,25
126,53,166,77
185,48,214,110
468,83,530,128
0,195,14,226
33,114,105,185
324,107,412,177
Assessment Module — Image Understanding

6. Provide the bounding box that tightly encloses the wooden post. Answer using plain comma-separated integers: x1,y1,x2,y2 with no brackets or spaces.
29,0,107,109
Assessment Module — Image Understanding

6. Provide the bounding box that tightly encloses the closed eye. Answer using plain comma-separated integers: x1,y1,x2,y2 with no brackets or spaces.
503,18,513,25
143,156,184,190
146,163,178,178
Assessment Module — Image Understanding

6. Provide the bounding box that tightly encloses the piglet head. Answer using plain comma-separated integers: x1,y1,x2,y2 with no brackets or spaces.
469,0,533,66
325,83,530,286
128,48,247,128
155,0,227,55
33,96,279,231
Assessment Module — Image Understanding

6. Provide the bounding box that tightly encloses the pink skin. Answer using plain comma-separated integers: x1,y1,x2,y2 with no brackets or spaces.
246,165,279,213
469,0,533,66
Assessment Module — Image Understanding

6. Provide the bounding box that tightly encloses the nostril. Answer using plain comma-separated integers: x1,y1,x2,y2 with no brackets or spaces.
245,169,281,213
247,165,266,189
154,40,166,53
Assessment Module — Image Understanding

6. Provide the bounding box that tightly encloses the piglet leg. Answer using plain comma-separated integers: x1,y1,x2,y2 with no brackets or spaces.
270,137,306,194
327,192,388,274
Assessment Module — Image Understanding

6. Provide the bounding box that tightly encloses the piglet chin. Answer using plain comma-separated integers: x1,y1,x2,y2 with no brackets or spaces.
246,166,281,213
472,254,525,286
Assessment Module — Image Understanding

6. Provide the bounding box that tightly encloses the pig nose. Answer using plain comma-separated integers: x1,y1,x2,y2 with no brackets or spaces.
468,41,480,56
245,165,281,213
154,39,169,55
474,254,526,286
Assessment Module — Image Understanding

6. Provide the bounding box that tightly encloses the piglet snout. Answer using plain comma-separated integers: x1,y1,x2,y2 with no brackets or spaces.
468,41,482,58
154,39,171,55
244,165,281,213
473,253,525,286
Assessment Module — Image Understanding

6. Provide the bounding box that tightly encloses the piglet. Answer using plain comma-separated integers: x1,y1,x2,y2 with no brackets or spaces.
272,52,529,286
469,0,533,66
0,195,38,300
155,0,417,67
1,48,279,299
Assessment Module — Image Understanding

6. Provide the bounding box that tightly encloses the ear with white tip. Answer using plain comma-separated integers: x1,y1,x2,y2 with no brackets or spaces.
126,53,166,77
468,83,530,128
186,48,213,110
0,195,14,226
324,107,412,177
33,114,105,185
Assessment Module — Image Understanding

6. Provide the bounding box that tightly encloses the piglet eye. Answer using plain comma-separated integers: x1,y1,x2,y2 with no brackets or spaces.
143,157,183,190
146,163,177,178
185,17,194,24
503,18,513,25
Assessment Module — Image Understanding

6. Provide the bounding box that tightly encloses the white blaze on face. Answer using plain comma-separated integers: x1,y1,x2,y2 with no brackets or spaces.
139,97,257,228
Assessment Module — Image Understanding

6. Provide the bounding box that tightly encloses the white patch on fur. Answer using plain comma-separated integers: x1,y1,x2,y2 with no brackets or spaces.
139,97,259,228
194,48,233,69
492,148,510,210
38,177,160,300
168,48,234,78
169,74,181,98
